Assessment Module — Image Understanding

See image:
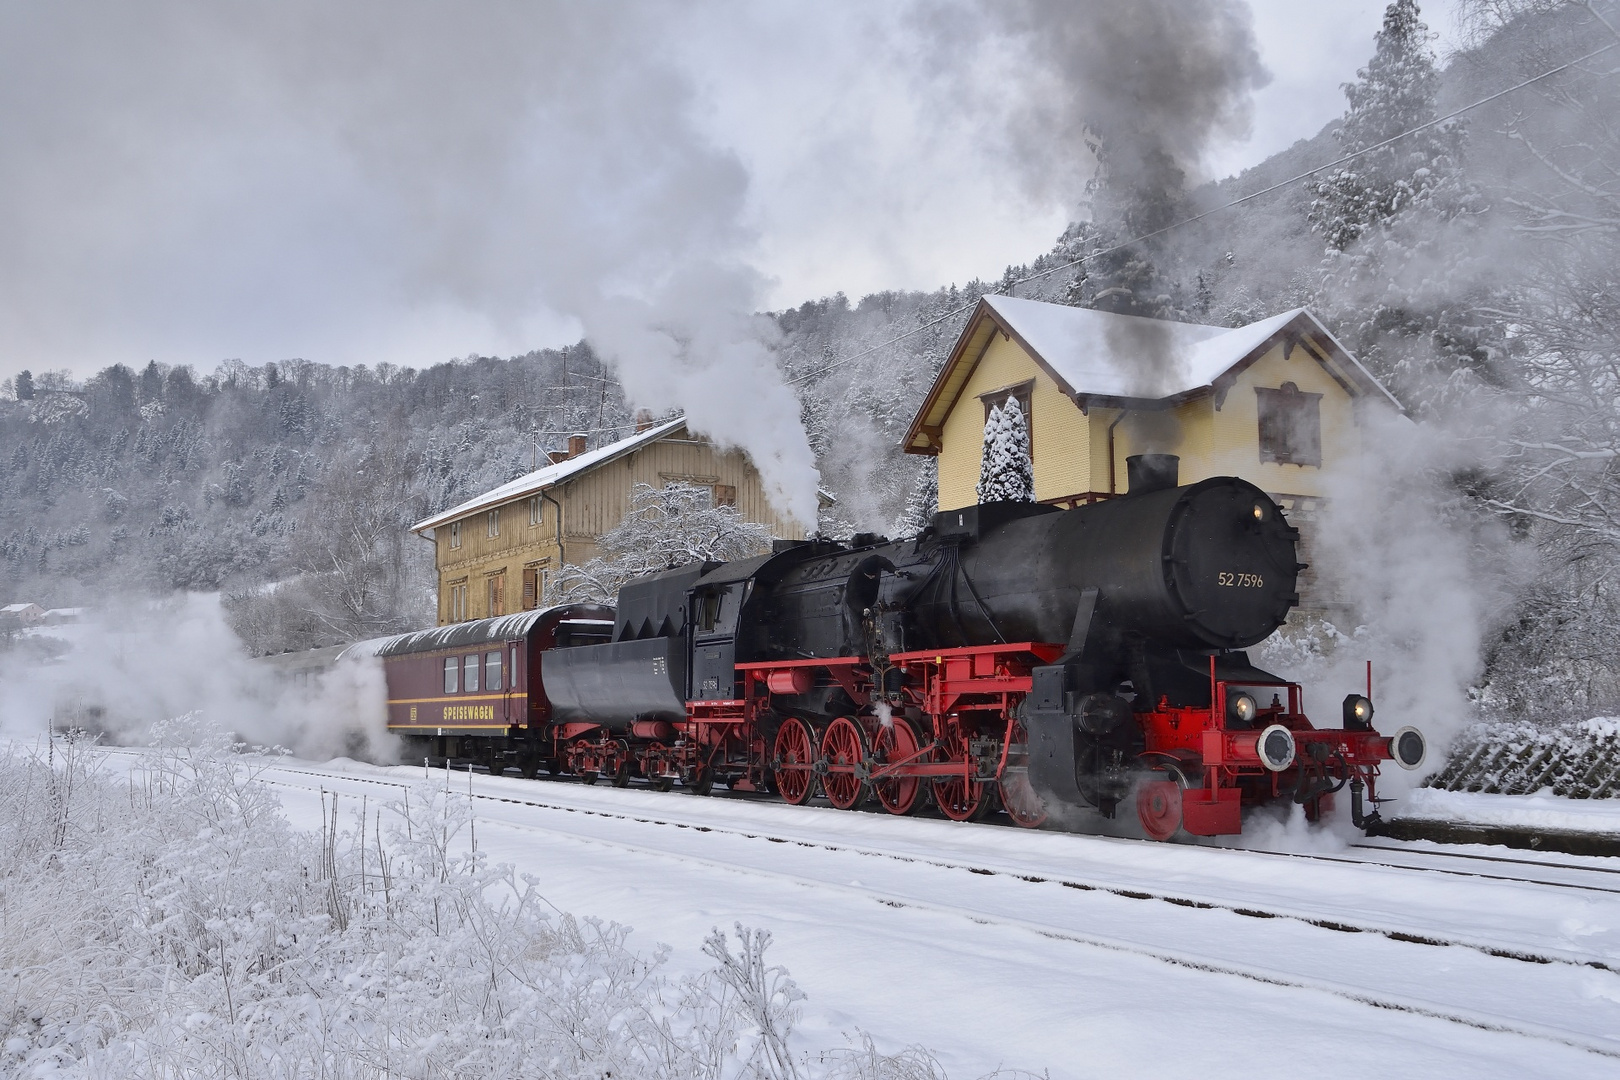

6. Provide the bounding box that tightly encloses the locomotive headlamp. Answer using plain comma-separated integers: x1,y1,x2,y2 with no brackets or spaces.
1342,694,1375,730
1257,723,1296,772
1390,726,1427,770
1228,692,1258,725
1250,501,1270,523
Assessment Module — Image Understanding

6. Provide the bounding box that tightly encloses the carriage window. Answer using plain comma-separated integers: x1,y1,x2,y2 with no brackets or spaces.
486,651,502,691
443,657,459,694
463,654,480,693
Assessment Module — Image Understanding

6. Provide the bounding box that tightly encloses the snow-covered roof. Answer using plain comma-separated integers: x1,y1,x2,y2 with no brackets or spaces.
1,603,42,614
370,607,613,657
904,296,1399,454
980,295,1393,403
412,416,688,533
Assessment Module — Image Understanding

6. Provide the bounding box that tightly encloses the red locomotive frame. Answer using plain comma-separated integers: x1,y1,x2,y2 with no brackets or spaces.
398,633,1405,839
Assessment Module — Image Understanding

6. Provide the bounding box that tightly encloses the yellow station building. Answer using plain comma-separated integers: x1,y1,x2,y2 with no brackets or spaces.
905,294,1398,512
413,417,807,625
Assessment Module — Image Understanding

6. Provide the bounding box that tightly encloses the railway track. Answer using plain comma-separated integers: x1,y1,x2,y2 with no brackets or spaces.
91,744,1620,897
230,757,1620,968
239,759,1620,1061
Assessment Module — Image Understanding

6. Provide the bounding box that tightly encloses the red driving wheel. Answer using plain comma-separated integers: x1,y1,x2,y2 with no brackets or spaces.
820,716,871,810
772,716,819,806
872,716,926,816
999,770,1047,828
932,731,994,822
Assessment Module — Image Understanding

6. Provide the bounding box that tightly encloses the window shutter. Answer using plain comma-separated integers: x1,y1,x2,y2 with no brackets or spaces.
715,484,737,508
523,568,538,610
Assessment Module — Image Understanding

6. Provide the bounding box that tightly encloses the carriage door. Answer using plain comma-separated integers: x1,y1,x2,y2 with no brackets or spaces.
691,583,743,701
501,638,522,726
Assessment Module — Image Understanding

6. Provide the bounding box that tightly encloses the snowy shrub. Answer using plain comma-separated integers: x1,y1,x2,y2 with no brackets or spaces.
0,729,984,1079
974,398,1032,505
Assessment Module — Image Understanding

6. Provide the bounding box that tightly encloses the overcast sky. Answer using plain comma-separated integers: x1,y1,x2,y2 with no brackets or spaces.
0,1,1468,384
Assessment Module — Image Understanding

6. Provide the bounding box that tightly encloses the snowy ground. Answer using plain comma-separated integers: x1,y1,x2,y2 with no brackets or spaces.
81,747,1620,1080
1398,786,1620,833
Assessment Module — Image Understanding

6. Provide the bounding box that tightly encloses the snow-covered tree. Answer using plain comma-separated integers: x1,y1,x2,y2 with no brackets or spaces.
1310,1,1460,252
892,458,938,537
1310,0,1495,409
548,482,775,602
975,396,1034,503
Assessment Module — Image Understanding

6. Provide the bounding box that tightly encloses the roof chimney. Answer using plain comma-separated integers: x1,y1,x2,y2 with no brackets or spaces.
568,432,588,458
635,409,655,433
546,449,569,465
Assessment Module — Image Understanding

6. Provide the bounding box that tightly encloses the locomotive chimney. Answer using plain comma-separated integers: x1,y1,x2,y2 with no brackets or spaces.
1126,454,1179,495
568,432,588,458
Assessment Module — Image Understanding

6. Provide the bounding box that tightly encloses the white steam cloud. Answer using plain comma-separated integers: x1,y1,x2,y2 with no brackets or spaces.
1260,405,1526,794
0,594,393,762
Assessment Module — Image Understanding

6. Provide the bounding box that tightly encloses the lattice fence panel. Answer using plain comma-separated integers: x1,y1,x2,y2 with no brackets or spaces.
1424,718,1620,798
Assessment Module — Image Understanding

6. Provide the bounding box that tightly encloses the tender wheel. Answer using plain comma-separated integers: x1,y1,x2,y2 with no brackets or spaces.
649,772,675,792
580,770,599,786
1136,763,1189,841
999,769,1047,829
685,767,714,797
820,716,872,810
872,716,925,816
611,760,632,788
772,716,820,806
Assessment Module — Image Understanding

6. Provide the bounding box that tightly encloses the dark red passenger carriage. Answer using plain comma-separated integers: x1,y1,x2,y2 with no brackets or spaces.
382,605,612,776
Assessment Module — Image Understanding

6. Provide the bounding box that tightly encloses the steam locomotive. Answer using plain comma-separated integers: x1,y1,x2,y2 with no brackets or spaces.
383,455,1426,839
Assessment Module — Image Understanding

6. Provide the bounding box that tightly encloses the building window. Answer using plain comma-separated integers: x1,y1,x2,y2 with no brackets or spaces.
529,495,543,526
485,650,503,692
449,521,462,548
714,484,736,508
448,579,468,622
443,657,459,694
1256,382,1323,467
463,654,480,693
487,571,506,617
978,380,1035,457
487,509,500,538
522,563,548,611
